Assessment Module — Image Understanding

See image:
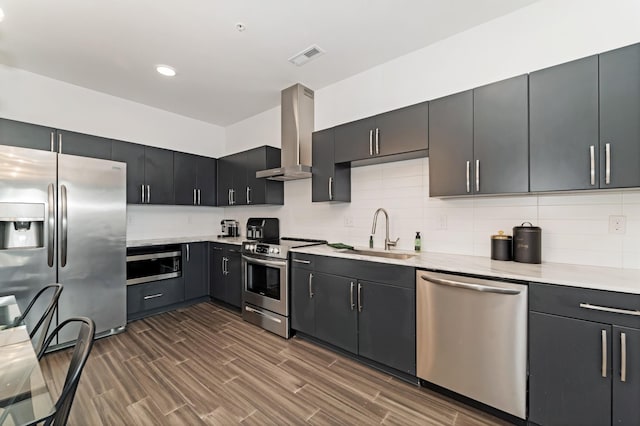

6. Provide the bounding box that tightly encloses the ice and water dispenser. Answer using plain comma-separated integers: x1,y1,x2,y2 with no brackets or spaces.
0,203,45,250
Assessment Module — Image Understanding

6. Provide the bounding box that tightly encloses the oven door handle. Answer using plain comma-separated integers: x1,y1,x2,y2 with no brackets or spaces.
241,255,287,268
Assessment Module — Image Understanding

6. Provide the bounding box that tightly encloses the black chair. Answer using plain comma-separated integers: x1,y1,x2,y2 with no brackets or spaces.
13,284,63,354
28,317,96,426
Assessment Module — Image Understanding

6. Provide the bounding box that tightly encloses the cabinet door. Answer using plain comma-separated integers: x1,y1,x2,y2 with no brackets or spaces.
56,130,112,160
314,272,358,354
613,326,640,425
216,157,235,206
599,43,640,189
174,152,198,205
358,280,415,375
334,117,375,163
144,146,174,204
312,128,334,202
209,245,225,300
529,312,611,426
375,102,428,157
225,248,242,308
184,243,208,300
0,118,55,151
196,156,217,206
428,90,473,197
290,267,315,335
530,56,599,192
244,148,264,205
111,140,146,204
473,75,529,194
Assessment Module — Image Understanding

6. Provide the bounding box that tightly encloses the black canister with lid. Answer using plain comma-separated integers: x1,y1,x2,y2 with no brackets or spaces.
513,222,542,264
491,231,513,261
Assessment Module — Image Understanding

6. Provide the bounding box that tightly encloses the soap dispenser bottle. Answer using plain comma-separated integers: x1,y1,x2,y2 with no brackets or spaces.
414,232,421,252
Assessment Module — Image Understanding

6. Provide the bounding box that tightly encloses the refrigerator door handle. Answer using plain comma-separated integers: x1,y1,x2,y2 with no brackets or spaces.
60,184,68,268
47,183,55,267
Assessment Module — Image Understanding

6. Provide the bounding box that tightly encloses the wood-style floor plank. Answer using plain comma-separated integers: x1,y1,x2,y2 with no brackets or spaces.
39,302,511,425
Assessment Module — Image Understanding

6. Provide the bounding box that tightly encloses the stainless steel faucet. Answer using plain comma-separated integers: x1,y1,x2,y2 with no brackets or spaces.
371,208,399,250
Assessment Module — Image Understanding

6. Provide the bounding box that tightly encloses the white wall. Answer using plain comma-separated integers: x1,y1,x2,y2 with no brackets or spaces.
225,0,640,269
0,66,227,239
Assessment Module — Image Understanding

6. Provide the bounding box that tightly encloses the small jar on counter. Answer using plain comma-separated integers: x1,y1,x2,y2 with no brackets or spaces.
491,230,513,261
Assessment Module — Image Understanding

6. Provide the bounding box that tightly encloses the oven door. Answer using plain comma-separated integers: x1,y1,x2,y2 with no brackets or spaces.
242,255,288,316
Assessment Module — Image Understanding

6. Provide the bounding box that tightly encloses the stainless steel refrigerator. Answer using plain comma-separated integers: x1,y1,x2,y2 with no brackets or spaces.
0,145,126,345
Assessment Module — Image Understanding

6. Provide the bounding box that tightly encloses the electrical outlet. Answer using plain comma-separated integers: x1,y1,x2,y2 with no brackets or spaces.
609,215,626,234
437,215,448,230
344,216,354,227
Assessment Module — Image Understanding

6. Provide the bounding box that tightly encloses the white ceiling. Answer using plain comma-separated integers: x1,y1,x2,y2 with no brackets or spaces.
0,0,538,126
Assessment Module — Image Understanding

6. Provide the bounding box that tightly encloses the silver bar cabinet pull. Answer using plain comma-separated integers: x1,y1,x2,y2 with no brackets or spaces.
475,159,480,192
328,177,333,200
466,161,470,193
60,185,68,268
605,143,611,185
602,329,607,378
58,133,62,153
621,332,627,382
292,259,311,264
358,283,363,312
141,185,145,204
50,132,55,152
375,128,380,154
309,273,314,298
146,185,150,203
579,303,640,316
144,293,163,300
47,183,55,267
186,244,190,262
369,130,373,156
193,189,197,205
350,282,355,310
590,145,596,186
246,186,251,204
197,189,201,205
228,189,232,205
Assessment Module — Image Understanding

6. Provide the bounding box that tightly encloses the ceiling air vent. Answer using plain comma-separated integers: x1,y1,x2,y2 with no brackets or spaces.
288,45,325,66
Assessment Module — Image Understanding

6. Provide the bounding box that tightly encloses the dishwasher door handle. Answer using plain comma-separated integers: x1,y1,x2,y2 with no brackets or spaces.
420,275,521,295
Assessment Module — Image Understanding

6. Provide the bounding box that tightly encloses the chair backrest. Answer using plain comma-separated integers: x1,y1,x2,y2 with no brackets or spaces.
14,283,63,353
38,317,95,426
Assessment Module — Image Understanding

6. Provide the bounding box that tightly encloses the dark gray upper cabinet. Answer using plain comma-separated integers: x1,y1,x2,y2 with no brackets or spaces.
174,153,217,206
217,146,283,207
313,272,358,354
530,55,599,192
599,43,640,189
112,141,174,204
111,140,146,204
428,90,473,197
0,118,55,151
312,128,350,202
473,75,529,194
183,242,208,300
56,129,112,160
334,103,428,166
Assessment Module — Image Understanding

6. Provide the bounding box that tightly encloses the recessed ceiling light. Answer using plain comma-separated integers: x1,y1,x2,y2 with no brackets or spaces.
156,65,176,77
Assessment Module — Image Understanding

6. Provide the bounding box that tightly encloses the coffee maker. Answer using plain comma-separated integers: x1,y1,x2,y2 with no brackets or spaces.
220,219,239,237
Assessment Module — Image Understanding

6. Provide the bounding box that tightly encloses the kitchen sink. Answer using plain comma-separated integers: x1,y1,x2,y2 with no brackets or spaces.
345,248,416,260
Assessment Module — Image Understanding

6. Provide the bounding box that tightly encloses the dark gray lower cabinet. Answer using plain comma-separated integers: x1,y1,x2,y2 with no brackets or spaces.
209,243,242,308
313,272,357,354
290,253,415,375
183,242,208,300
529,283,640,426
126,277,185,321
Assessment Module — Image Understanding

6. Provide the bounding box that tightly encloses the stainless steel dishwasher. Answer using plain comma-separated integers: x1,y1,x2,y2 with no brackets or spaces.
416,270,527,419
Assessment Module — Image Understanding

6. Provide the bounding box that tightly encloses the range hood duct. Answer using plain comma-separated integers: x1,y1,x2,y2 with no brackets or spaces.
256,84,314,181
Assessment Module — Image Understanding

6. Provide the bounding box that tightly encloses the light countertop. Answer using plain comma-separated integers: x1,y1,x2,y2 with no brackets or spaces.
127,235,244,247
291,245,640,295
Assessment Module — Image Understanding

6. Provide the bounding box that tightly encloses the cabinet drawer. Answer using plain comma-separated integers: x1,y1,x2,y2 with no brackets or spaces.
530,282,640,328
127,277,185,314
290,253,317,270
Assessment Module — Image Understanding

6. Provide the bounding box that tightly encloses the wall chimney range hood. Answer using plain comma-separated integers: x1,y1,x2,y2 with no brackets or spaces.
256,84,314,181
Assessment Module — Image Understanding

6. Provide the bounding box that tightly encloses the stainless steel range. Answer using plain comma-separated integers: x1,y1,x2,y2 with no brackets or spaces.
242,237,326,338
